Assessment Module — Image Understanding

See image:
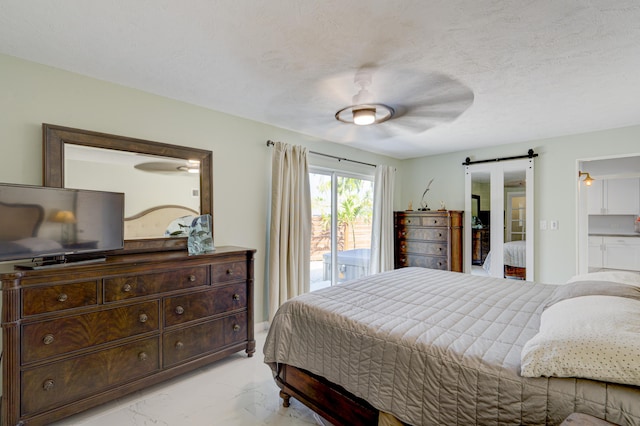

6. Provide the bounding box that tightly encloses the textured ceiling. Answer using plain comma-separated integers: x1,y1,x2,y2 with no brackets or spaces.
1,1,640,159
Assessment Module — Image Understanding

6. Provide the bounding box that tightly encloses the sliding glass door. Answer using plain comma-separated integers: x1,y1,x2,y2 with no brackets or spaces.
309,169,373,290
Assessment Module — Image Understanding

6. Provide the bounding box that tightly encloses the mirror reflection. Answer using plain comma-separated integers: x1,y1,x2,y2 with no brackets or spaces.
65,145,200,239
466,160,533,281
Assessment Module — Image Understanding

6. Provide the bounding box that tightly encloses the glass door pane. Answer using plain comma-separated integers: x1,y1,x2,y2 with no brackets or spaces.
310,172,332,291
309,171,373,290
336,176,373,284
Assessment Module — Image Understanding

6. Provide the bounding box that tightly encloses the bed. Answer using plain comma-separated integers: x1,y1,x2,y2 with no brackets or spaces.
483,240,527,279
264,267,640,425
123,204,198,239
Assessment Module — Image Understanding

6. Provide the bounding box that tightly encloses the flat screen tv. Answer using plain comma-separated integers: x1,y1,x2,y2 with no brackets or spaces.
0,183,124,268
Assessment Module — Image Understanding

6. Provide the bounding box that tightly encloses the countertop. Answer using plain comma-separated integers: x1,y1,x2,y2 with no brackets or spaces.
589,233,640,237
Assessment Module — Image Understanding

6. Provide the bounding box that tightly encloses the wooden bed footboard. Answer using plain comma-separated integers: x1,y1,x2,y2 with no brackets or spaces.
504,265,526,280
275,364,379,426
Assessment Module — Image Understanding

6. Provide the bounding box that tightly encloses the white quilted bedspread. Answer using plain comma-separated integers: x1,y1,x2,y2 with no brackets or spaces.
264,267,640,425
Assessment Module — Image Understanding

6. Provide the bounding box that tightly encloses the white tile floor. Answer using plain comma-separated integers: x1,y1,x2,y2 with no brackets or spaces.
50,330,326,426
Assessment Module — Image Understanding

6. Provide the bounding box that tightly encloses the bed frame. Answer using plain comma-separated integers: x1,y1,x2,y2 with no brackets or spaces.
504,265,526,280
275,364,379,426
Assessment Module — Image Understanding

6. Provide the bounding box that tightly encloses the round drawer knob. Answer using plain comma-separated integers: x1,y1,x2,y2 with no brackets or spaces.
175,306,185,315
226,269,234,275
233,324,240,332
407,219,411,224
43,334,55,345
439,247,443,251
139,313,148,323
402,231,406,236
175,341,184,350
123,284,132,292
401,245,406,250
57,293,68,302
43,379,55,391
232,294,240,301
434,220,438,224
188,275,196,282
438,233,442,237
138,352,148,361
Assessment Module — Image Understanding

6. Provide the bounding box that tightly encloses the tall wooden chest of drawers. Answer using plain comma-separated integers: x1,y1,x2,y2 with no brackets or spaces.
1,246,255,426
394,211,463,272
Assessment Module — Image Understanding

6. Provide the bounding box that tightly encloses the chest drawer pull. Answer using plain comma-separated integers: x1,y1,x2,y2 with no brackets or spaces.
57,293,68,302
43,334,55,345
233,294,240,301
401,231,406,236
226,269,234,275
188,275,196,282
43,379,55,391
175,341,184,350
233,324,241,332
175,306,185,315
123,284,132,292
139,313,148,323
138,352,148,362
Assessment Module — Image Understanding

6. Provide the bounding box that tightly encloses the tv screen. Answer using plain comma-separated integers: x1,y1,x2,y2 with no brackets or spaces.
0,183,124,263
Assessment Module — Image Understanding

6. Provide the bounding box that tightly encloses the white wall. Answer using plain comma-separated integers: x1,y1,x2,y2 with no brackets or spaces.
0,54,403,322
401,128,640,283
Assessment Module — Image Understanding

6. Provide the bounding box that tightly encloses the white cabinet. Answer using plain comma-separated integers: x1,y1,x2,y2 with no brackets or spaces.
588,236,604,270
603,237,640,271
588,178,640,215
607,178,640,214
587,180,604,215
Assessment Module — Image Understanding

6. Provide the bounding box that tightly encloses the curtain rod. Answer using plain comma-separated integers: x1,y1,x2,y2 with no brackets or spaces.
462,149,538,165
266,140,376,168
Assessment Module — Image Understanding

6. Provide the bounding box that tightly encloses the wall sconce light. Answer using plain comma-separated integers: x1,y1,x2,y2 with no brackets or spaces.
578,171,594,186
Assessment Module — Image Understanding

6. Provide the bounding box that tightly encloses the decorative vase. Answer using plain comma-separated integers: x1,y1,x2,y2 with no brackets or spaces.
187,214,214,255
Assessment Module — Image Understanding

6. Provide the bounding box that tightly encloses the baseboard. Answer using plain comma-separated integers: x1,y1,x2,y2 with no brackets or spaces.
255,321,270,333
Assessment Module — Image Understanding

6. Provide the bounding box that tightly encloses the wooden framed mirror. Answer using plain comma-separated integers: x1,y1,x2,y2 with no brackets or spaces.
42,124,213,253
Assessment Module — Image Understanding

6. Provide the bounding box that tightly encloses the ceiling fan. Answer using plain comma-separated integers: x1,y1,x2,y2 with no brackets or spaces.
134,160,200,174
269,66,475,143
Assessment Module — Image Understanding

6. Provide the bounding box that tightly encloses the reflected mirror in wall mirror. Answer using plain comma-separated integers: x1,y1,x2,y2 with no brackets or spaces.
464,158,534,281
43,124,213,253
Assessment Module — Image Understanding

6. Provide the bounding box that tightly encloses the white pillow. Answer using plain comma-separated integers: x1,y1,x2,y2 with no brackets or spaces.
566,270,640,287
521,295,640,385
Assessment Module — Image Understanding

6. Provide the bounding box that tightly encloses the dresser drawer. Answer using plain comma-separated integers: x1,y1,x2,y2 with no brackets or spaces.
164,283,247,327
104,266,208,302
21,337,159,416
22,301,159,364
397,227,448,242
397,254,448,270
223,312,248,346
397,215,450,227
397,240,448,256
22,280,98,316
163,312,248,367
211,261,247,284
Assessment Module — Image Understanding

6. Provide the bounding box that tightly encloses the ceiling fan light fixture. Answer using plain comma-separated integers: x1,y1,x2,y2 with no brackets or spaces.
335,103,394,126
353,108,376,126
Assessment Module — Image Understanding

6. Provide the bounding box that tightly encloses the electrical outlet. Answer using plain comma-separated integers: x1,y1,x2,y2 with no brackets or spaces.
540,220,547,230
550,220,559,230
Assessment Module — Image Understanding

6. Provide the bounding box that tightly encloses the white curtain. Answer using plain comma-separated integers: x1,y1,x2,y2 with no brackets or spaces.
369,165,396,274
268,141,311,321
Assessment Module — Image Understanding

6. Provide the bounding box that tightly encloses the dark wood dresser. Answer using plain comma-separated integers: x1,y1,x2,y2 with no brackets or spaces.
472,228,490,265
1,246,255,426
394,210,463,272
